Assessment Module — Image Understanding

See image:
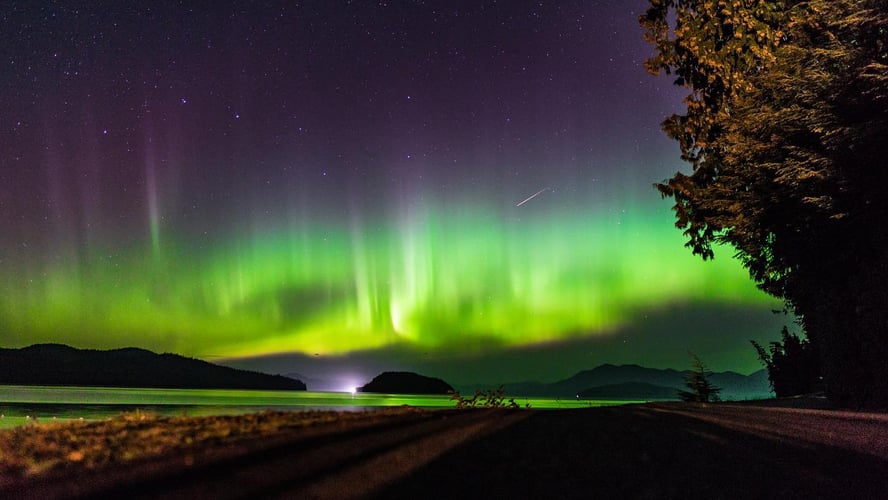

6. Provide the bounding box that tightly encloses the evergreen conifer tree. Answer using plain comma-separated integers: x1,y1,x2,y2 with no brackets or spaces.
677,353,722,403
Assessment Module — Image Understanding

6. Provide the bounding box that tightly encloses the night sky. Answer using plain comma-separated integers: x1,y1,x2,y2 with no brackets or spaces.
1,1,787,389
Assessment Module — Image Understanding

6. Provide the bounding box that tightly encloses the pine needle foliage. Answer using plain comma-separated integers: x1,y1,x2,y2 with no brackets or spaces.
677,353,722,403
643,0,888,407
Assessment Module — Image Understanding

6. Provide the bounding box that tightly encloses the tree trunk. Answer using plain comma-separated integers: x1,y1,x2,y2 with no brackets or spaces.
806,259,888,408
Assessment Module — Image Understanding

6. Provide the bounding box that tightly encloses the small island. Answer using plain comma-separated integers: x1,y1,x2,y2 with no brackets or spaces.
0,344,306,391
357,371,454,395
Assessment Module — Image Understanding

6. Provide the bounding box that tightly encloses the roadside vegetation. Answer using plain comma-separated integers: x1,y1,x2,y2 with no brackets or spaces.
449,386,526,409
752,326,822,397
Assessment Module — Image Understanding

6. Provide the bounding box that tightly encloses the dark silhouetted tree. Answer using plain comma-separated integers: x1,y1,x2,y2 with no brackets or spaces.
752,326,821,398
642,0,888,407
677,353,721,403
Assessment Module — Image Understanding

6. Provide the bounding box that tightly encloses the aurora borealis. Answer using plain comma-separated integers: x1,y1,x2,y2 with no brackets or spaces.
1,1,786,385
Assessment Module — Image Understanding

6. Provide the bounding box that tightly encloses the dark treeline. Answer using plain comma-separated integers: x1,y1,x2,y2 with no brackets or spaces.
752,326,821,397
0,344,306,390
643,0,888,407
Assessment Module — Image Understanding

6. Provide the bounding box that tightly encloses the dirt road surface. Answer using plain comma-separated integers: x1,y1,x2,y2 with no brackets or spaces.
6,403,888,499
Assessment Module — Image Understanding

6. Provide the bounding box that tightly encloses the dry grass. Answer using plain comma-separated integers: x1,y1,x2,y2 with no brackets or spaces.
0,407,425,486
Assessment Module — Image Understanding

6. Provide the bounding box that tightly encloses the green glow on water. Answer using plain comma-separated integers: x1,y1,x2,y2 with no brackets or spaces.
0,386,637,428
0,201,775,359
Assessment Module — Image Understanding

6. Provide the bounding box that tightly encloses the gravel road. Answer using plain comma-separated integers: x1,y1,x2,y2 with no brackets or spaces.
7,403,888,499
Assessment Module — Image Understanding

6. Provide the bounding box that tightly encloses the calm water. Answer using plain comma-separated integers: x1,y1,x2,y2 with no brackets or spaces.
0,386,634,429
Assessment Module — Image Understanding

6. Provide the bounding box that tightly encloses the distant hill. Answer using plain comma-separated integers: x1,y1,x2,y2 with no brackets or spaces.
358,371,454,395
0,344,306,390
284,372,331,392
577,382,680,400
470,364,771,400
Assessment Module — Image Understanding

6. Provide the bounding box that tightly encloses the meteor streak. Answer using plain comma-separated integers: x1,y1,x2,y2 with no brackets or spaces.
516,187,550,207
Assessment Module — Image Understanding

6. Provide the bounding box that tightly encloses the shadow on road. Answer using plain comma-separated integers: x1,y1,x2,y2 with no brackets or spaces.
377,405,888,499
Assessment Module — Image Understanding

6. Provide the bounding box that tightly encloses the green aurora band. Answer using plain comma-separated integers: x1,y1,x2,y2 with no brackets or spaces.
0,193,777,359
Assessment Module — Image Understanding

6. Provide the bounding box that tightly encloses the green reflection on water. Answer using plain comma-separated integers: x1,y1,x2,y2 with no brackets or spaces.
0,386,639,428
